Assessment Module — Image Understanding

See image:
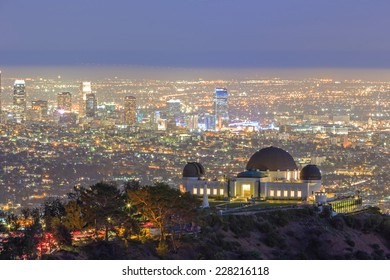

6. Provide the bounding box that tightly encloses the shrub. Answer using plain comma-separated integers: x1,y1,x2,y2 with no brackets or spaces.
345,238,355,247
330,216,345,230
257,222,273,234
354,250,371,260
156,241,169,257
264,232,285,248
363,215,383,233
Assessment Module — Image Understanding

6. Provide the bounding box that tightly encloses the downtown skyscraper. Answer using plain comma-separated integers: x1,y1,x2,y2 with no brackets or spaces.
13,80,27,123
85,93,97,118
57,92,72,111
124,96,136,125
31,100,48,122
214,88,229,130
79,82,92,118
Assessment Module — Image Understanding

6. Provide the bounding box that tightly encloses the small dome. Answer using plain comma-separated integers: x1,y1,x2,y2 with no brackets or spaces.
246,146,298,171
182,162,205,178
237,170,267,178
300,165,322,180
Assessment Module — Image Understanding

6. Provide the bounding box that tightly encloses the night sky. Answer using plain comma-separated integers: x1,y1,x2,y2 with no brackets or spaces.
1,0,390,67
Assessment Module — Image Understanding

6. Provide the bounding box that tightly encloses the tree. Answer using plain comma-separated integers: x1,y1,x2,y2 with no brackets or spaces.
21,208,31,220
78,182,126,241
54,223,72,247
42,198,65,231
63,200,86,231
127,183,200,247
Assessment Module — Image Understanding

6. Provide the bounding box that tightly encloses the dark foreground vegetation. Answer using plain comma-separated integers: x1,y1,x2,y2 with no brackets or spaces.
1,181,389,260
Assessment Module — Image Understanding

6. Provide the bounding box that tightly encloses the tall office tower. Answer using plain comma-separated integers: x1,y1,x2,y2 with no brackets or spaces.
57,92,72,111
13,80,27,123
204,113,216,130
79,82,92,118
85,93,97,118
186,114,199,130
214,88,229,129
166,99,181,119
124,96,136,125
31,100,48,121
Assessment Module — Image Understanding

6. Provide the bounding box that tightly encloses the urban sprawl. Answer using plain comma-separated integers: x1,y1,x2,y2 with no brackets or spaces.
0,72,389,213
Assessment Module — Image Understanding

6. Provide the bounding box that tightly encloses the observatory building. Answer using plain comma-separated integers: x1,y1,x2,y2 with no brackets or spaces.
182,146,322,201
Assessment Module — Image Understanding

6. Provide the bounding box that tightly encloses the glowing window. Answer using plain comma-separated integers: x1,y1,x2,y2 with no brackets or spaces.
277,190,281,197
207,189,211,195
284,190,288,197
297,190,302,198
193,188,197,195
220,189,224,195
213,189,218,195
200,188,204,195
290,190,295,197
243,184,251,197
270,190,275,197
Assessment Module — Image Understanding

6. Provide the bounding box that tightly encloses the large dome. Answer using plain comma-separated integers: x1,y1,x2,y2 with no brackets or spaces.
246,146,298,171
182,162,205,178
300,165,322,180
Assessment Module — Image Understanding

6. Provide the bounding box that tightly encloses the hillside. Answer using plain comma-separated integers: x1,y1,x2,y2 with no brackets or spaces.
48,207,390,260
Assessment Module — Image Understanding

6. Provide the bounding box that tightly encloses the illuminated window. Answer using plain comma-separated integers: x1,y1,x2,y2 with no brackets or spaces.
277,190,281,197
213,189,218,195
269,190,275,197
207,189,211,195
193,188,197,195
220,189,224,195
243,184,251,197
284,190,288,197
200,188,204,195
290,190,295,197
297,190,302,198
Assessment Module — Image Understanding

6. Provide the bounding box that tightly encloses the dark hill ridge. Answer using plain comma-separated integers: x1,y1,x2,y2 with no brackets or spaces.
48,208,390,260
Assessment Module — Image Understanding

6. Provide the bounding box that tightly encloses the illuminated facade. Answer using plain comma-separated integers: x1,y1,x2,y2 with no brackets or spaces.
124,96,136,125
182,147,322,201
13,80,27,123
31,100,48,122
79,82,92,118
85,93,97,118
214,88,229,130
57,92,72,111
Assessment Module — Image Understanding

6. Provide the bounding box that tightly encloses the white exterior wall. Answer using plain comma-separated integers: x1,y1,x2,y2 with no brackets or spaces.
182,177,226,197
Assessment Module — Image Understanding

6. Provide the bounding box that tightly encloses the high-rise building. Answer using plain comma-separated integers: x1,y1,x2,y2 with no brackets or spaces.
214,88,229,129
13,80,27,123
124,96,136,125
79,82,92,118
85,93,97,118
31,100,48,122
166,99,181,119
57,92,72,111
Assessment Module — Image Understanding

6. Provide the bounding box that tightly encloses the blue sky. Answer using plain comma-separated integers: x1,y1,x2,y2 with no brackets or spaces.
1,0,389,67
